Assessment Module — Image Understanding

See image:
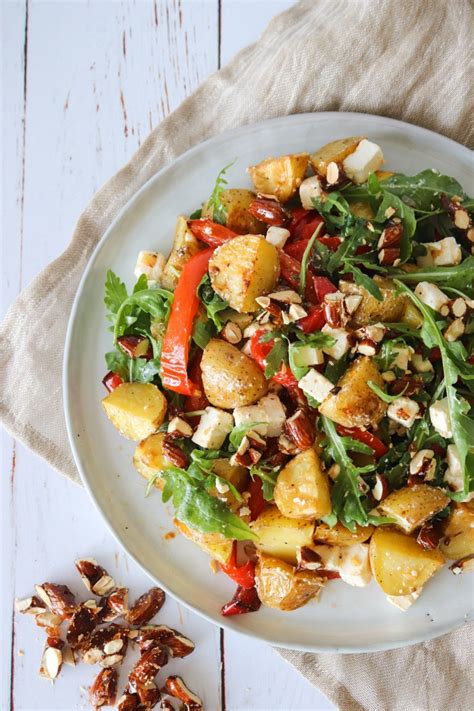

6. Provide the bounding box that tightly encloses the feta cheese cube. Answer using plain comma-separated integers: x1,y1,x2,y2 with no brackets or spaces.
342,139,384,185
429,397,452,438
387,397,420,428
266,226,290,249
443,444,469,497
259,394,286,437
292,344,325,368
392,345,414,371
321,324,351,360
386,589,421,611
414,282,449,313
233,404,268,436
298,369,334,403
314,544,372,587
416,237,462,267
192,407,234,449
134,251,166,283
299,176,325,209
411,353,434,373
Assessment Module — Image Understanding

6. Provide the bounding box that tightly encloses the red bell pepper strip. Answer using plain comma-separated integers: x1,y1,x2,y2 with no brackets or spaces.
336,425,389,459
188,219,237,248
248,477,265,521
469,354,474,365
318,235,342,251
160,248,213,395
249,330,299,390
102,371,124,392
297,305,326,333
289,209,324,241
285,236,341,261
183,354,209,421
221,585,261,616
221,542,256,589
313,275,338,304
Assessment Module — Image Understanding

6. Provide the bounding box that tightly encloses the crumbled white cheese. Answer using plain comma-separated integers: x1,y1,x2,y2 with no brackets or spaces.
386,589,421,611
191,407,234,449
429,397,452,438
387,397,420,428
321,324,351,360
442,444,473,501
411,353,434,373
416,237,462,267
414,282,450,313
342,139,384,185
298,369,334,404
134,251,166,283
299,176,325,209
233,393,286,438
313,544,372,587
265,226,290,249
392,345,414,371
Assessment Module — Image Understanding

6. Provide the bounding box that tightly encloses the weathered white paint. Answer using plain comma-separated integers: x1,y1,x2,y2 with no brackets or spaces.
1,1,333,708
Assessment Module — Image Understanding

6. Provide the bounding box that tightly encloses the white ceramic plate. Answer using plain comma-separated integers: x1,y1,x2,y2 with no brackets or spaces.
64,112,474,652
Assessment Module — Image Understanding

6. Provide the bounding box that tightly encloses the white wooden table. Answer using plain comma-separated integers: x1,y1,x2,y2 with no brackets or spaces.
2,2,335,709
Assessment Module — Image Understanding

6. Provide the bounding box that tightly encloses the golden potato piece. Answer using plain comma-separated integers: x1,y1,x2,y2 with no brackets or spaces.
102,383,167,441
402,301,423,329
251,506,315,564
161,216,203,289
339,277,409,327
440,504,474,560
248,153,309,202
319,356,387,429
174,519,232,565
209,234,279,313
313,521,373,546
310,136,364,177
201,338,268,408
208,458,249,511
370,527,444,595
350,201,375,220
202,188,264,235
378,484,450,534
255,553,324,610
133,432,174,489
274,448,331,520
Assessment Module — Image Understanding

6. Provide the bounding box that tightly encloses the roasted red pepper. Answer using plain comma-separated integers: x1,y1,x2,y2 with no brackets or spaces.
248,477,265,521
160,248,213,395
188,219,237,248
249,330,299,390
221,585,261,616
318,235,342,251
183,354,209,419
102,371,124,392
289,209,324,242
297,305,326,333
336,425,389,459
221,543,256,589
313,275,338,304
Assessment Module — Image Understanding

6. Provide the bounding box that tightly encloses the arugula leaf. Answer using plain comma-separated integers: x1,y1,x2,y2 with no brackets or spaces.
388,257,474,290
192,317,215,349
343,260,383,301
228,422,265,452
326,218,373,274
105,350,161,384
324,353,349,384
162,466,256,540
145,472,162,497
264,338,288,379
104,270,129,330
205,161,235,225
250,466,279,501
367,379,407,403
395,281,474,494
186,450,243,502
288,334,334,380
197,274,229,330
113,284,173,341
299,222,323,294
189,208,202,219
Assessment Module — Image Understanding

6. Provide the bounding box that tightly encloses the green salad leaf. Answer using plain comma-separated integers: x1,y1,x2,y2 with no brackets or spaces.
367,379,407,403
197,274,229,330
250,466,280,501
264,337,288,379
105,349,161,384
162,466,256,541
299,222,323,293
388,257,474,291
205,161,235,225
228,422,265,452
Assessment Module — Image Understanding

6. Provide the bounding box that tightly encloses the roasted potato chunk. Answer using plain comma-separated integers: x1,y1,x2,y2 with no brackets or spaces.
319,356,387,429
349,201,375,220
310,136,364,177
378,484,450,534
251,506,315,565
174,519,232,565
274,448,331,520
208,458,248,510
340,277,410,327
202,189,264,234
209,234,279,313
102,383,167,441
201,338,268,408
161,216,203,289
439,504,474,560
255,553,323,610
133,432,173,489
313,521,373,546
370,527,444,595
248,153,309,203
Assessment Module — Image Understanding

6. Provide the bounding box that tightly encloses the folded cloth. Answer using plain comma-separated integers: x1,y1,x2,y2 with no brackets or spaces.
1,0,472,708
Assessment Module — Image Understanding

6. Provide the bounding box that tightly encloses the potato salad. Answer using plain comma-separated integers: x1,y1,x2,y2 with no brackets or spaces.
102,137,474,617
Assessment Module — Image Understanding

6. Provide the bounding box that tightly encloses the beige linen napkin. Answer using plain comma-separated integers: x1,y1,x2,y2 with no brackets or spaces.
1,0,472,707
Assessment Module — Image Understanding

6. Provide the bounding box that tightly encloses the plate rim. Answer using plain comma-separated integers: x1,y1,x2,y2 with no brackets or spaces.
63,111,473,653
